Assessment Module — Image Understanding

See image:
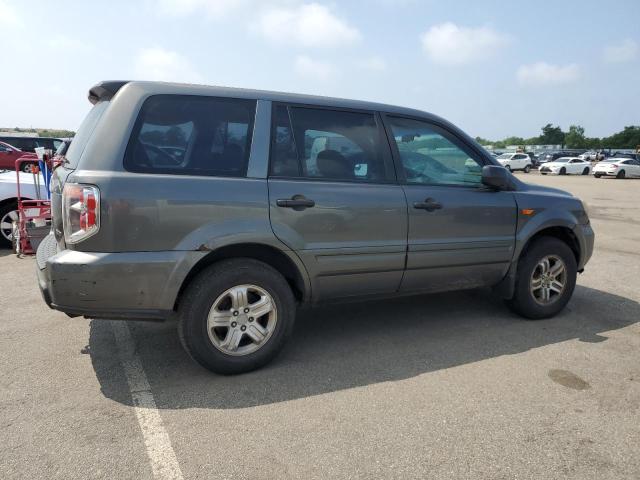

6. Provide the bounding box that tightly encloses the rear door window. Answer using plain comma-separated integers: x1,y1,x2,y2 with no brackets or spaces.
125,95,256,177
270,105,392,183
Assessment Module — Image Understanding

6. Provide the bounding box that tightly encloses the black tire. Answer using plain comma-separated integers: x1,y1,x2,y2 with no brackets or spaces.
540,172,547,175
594,173,601,178
524,165,531,173
505,165,511,172
506,237,577,320
582,167,589,175
178,258,296,375
0,202,18,249
616,170,625,179
559,167,566,175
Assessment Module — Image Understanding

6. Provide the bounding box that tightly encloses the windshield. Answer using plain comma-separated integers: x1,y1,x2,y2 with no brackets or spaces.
64,101,109,168
554,158,570,163
612,153,633,158
497,153,512,159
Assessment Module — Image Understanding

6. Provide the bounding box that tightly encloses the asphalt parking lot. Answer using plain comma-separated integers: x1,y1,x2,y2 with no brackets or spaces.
1,172,639,480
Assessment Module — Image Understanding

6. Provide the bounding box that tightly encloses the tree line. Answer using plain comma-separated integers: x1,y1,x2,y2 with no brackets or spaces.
475,124,640,150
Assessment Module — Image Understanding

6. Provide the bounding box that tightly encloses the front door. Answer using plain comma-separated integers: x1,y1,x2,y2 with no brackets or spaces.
268,104,407,300
383,115,518,293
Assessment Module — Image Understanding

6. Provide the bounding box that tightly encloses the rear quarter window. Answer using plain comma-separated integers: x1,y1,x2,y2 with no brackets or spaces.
124,95,256,177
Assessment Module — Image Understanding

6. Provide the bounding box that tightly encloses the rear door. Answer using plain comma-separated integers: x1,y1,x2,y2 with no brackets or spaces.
268,104,407,300
383,115,517,293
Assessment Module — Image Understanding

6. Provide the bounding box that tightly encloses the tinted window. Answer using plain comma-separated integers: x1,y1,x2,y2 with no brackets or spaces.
387,117,483,187
125,95,256,177
270,105,390,183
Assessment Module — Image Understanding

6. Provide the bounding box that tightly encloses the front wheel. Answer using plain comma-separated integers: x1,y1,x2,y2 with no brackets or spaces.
0,202,19,249
616,170,626,179
505,165,511,172
20,162,37,173
524,165,531,173
594,173,602,178
178,258,296,375
559,167,566,175
582,167,590,175
506,237,577,320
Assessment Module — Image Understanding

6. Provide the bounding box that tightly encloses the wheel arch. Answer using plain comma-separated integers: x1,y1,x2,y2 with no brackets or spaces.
173,242,310,311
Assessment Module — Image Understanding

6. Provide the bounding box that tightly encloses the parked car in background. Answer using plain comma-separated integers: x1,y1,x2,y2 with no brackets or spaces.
0,136,63,154
35,80,594,374
579,150,597,161
593,155,640,179
0,171,47,248
539,157,592,175
495,152,533,172
0,141,38,172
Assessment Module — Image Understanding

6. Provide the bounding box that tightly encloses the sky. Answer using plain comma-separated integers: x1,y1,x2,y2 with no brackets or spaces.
0,0,639,139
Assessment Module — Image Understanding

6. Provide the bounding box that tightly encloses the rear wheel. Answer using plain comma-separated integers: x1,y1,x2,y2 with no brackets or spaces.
524,165,531,173
0,202,18,249
582,167,589,175
506,237,577,320
616,170,625,179
505,165,511,172
178,258,296,375
594,173,602,178
20,162,37,173
559,167,566,175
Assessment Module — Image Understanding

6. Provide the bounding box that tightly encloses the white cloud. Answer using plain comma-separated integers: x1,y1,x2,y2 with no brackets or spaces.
603,39,638,63
516,62,580,86
420,22,509,65
258,3,360,48
135,48,202,83
0,0,22,27
156,0,247,18
294,55,336,81
357,56,387,71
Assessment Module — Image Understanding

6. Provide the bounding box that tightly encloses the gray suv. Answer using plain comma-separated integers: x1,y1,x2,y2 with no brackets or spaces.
36,81,594,374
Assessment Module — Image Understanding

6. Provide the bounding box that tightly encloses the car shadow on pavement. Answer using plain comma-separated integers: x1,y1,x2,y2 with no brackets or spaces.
89,285,639,410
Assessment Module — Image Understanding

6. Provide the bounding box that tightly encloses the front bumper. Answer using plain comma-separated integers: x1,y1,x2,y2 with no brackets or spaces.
576,223,595,270
36,233,205,320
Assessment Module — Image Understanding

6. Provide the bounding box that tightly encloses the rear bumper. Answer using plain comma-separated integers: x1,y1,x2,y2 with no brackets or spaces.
36,234,205,320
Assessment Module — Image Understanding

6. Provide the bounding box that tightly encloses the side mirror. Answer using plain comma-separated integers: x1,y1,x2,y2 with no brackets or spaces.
482,165,511,190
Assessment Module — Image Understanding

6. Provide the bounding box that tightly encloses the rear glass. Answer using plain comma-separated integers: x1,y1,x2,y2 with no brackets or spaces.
124,95,256,177
64,101,109,169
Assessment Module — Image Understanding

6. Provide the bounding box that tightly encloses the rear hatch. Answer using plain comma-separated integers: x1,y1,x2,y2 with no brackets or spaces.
50,93,114,249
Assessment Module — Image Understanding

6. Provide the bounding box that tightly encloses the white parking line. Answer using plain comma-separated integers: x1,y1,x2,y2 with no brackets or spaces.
111,321,184,480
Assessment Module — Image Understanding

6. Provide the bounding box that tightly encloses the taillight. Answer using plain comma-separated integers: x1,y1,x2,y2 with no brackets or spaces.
62,183,100,244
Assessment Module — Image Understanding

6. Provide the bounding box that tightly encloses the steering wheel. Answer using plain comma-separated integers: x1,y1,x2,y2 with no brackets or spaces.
143,143,183,166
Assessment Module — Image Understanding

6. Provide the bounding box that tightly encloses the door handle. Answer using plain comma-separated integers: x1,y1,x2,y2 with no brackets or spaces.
413,198,442,212
276,195,315,210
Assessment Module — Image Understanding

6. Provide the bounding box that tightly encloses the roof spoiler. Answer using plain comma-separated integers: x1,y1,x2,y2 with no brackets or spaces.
88,81,130,104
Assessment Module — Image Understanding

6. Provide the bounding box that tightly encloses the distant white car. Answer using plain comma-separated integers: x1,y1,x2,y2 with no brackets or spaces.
539,157,591,176
579,150,597,161
0,170,46,248
592,156,640,179
495,152,532,172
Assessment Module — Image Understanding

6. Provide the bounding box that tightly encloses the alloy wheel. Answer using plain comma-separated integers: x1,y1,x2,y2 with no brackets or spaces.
0,209,18,242
207,284,277,356
530,255,566,305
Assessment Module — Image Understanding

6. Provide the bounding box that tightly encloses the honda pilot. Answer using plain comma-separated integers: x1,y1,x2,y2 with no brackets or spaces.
36,81,594,374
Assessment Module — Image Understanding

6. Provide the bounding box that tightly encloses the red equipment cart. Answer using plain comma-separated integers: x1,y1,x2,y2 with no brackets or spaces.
13,155,52,255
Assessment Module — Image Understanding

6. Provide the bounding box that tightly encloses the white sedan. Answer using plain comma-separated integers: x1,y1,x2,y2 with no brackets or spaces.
593,157,640,179
539,157,592,175
0,170,47,248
